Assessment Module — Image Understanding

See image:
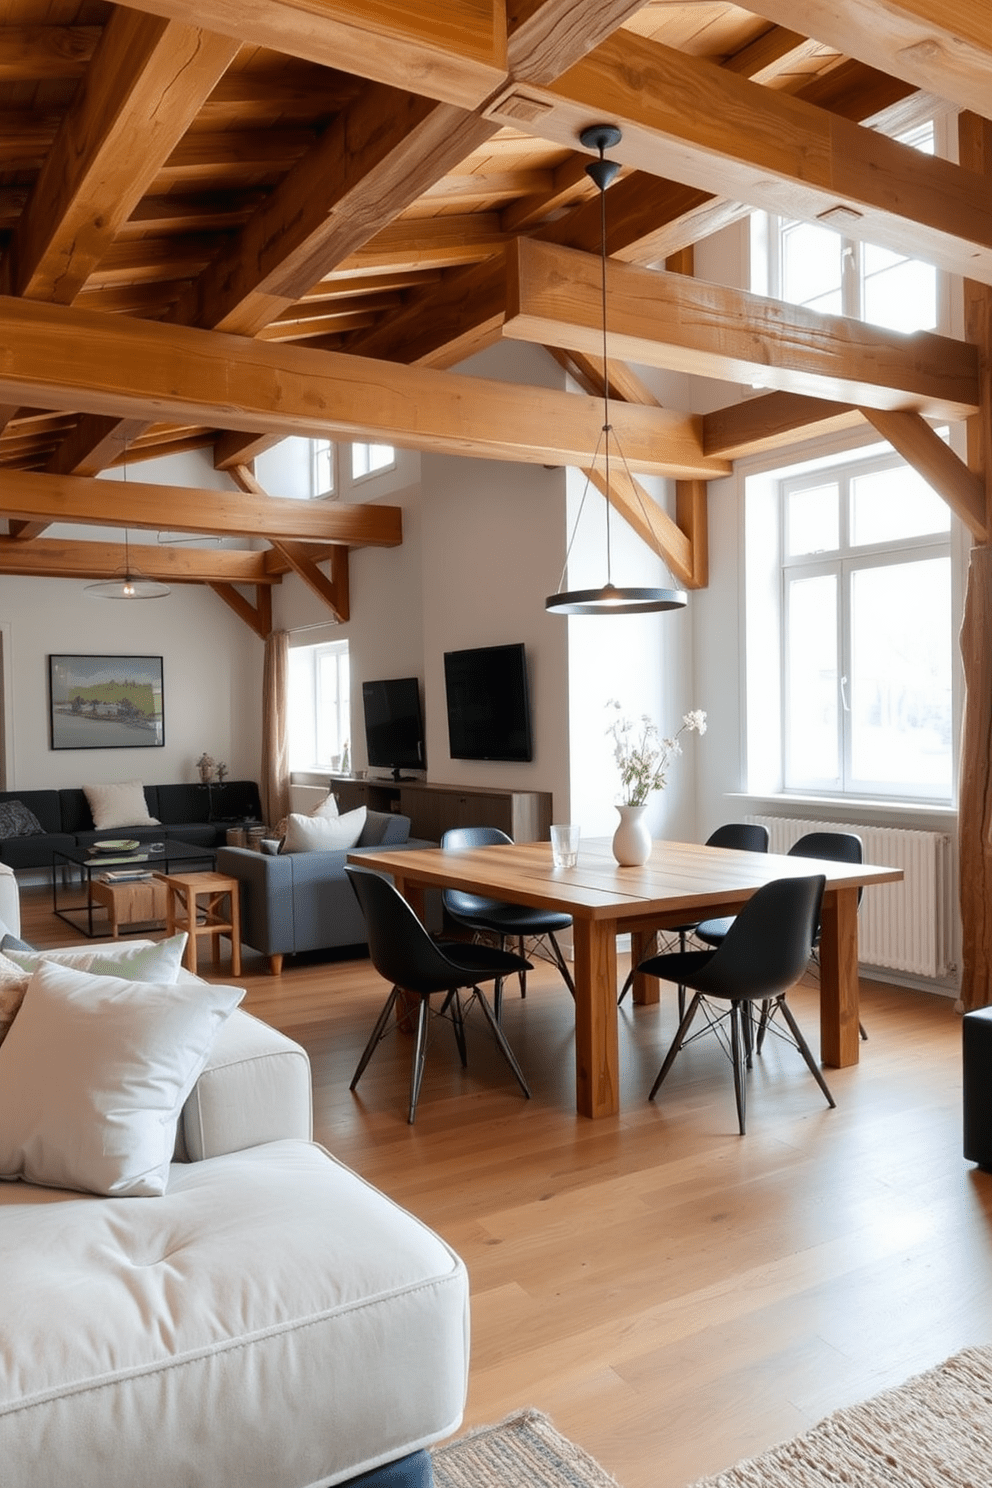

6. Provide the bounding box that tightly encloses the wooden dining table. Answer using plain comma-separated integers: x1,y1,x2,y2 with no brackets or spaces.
348,835,903,1120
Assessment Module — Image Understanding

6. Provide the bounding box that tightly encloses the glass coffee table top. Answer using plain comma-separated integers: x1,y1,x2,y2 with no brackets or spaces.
53,838,216,937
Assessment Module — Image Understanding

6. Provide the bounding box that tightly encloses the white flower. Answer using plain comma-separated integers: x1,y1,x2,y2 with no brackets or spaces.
605,700,707,806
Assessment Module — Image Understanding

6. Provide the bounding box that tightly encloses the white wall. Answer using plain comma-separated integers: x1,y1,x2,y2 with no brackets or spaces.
0,448,263,790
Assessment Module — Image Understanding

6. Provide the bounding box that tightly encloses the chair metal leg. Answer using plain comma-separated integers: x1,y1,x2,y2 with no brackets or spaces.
547,932,575,998
730,1001,747,1135
407,996,432,1123
859,1020,868,1041
471,986,531,1098
493,975,504,1023
351,985,401,1091
617,966,635,1007
517,935,527,999
775,997,836,1110
446,989,468,1067
649,994,701,1100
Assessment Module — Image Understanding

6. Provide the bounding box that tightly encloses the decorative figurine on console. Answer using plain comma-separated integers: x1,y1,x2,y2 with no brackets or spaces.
216,761,229,784
196,752,216,784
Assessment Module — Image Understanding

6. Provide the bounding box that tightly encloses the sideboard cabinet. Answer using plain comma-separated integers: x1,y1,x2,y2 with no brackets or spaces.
328,776,552,844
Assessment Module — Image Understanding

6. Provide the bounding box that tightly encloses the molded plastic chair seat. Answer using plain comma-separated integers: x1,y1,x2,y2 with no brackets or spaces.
442,825,574,1014
618,822,768,1010
696,829,867,1040
642,874,835,1134
345,865,532,1123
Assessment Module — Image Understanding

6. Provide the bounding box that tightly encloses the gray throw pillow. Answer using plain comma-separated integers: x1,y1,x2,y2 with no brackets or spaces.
0,800,44,840
358,809,395,847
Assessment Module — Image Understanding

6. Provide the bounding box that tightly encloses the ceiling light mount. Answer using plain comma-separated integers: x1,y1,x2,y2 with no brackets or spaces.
546,124,687,618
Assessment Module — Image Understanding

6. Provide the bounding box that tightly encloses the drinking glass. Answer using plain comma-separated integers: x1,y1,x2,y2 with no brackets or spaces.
550,823,580,868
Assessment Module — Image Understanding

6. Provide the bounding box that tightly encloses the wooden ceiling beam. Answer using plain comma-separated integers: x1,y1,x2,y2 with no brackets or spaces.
209,581,272,639
702,393,864,461
0,294,726,479
179,84,498,337
7,11,238,305
214,432,284,471
271,541,349,623
747,0,992,120
46,415,152,478
860,408,988,541
505,238,979,419
0,468,403,547
0,536,279,584
488,31,992,287
722,25,823,84
114,0,507,110
507,0,647,84
357,53,912,368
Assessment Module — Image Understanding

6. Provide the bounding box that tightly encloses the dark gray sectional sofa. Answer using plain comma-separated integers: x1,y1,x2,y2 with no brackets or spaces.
0,780,262,871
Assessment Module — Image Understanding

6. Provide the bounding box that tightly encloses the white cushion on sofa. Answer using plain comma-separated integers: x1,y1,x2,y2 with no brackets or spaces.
281,805,366,853
83,779,159,829
0,960,243,1197
0,1139,469,1487
5,932,187,983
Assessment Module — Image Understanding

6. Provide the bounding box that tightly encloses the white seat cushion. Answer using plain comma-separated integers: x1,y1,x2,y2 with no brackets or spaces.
0,1140,469,1488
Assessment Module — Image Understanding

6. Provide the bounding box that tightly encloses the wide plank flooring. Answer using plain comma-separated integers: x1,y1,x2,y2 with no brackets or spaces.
20,886,992,1488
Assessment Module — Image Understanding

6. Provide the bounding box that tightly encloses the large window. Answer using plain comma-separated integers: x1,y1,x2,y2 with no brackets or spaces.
288,640,350,772
780,452,952,800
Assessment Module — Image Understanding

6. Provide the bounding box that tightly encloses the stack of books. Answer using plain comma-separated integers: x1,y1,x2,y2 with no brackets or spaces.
99,869,154,884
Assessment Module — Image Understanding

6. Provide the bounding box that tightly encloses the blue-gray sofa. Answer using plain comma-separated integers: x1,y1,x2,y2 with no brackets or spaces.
217,809,435,974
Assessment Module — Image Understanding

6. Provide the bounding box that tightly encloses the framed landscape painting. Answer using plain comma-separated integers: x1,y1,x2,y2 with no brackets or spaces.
49,654,165,750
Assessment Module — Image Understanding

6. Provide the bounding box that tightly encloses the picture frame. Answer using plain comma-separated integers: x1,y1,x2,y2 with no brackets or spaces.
49,654,165,750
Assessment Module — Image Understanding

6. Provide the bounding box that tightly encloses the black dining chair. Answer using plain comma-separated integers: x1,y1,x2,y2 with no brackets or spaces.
441,825,575,1018
345,865,532,1123
698,828,868,1042
642,874,835,1134
617,821,769,1012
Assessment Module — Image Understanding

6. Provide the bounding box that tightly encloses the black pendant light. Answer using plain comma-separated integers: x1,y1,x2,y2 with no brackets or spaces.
546,124,687,617
85,449,170,599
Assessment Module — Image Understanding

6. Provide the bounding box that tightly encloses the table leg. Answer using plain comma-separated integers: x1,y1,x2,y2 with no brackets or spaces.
818,885,860,1067
630,927,660,1005
572,918,620,1118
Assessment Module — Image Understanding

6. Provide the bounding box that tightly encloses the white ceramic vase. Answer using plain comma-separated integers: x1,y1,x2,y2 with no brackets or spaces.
612,803,652,866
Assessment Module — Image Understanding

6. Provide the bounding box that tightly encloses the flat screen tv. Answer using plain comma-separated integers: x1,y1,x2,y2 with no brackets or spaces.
443,643,533,763
361,676,425,780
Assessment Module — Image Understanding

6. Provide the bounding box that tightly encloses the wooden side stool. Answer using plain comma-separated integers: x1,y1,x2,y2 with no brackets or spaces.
157,871,242,978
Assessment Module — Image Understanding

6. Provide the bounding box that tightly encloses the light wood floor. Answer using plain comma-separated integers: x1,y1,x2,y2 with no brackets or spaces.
23,888,992,1488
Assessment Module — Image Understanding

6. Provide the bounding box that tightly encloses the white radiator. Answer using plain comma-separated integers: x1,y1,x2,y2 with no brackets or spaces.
745,815,954,979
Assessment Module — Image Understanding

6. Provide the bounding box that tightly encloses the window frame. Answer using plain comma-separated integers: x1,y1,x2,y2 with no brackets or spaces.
288,638,350,773
779,452,953,803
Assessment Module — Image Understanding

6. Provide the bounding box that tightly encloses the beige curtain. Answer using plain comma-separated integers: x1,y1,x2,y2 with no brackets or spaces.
959,546,992,1011
261,629,290,829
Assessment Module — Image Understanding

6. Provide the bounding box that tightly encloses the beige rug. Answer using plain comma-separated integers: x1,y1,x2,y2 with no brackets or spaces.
432,1345,992,1487
432,1408,622,1487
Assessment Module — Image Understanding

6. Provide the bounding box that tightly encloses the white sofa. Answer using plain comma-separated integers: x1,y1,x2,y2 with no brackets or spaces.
0,862,20,941
0,945,470,1487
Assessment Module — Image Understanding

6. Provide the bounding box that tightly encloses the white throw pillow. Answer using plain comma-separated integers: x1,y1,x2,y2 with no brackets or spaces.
281,805,366,853
83,779,159,830
0,960,243,1197
310,792,339,820
5,932,187,983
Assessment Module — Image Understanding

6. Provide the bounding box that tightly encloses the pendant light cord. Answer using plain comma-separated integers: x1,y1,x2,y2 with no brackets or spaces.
598,157,613,588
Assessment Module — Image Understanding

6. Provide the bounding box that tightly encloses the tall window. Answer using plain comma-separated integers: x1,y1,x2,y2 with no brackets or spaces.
781,451,952,800
754,122,941,335
312,440,335,497
288,640,350,772
351,442,395,481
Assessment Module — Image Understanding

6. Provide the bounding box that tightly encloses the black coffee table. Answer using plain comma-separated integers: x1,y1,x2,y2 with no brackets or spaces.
53,838,216,938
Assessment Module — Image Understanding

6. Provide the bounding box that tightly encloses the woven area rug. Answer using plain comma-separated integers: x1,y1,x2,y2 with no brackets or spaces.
431,1345,992,1488
431,1408,621,1487
686,1344,992,1487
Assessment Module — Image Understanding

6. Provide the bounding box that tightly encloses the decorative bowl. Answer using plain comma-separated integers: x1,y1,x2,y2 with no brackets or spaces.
90,839,141,854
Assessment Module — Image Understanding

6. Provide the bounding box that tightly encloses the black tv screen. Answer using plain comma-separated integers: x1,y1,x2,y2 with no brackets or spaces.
362,677,425,779
443,643,533,762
